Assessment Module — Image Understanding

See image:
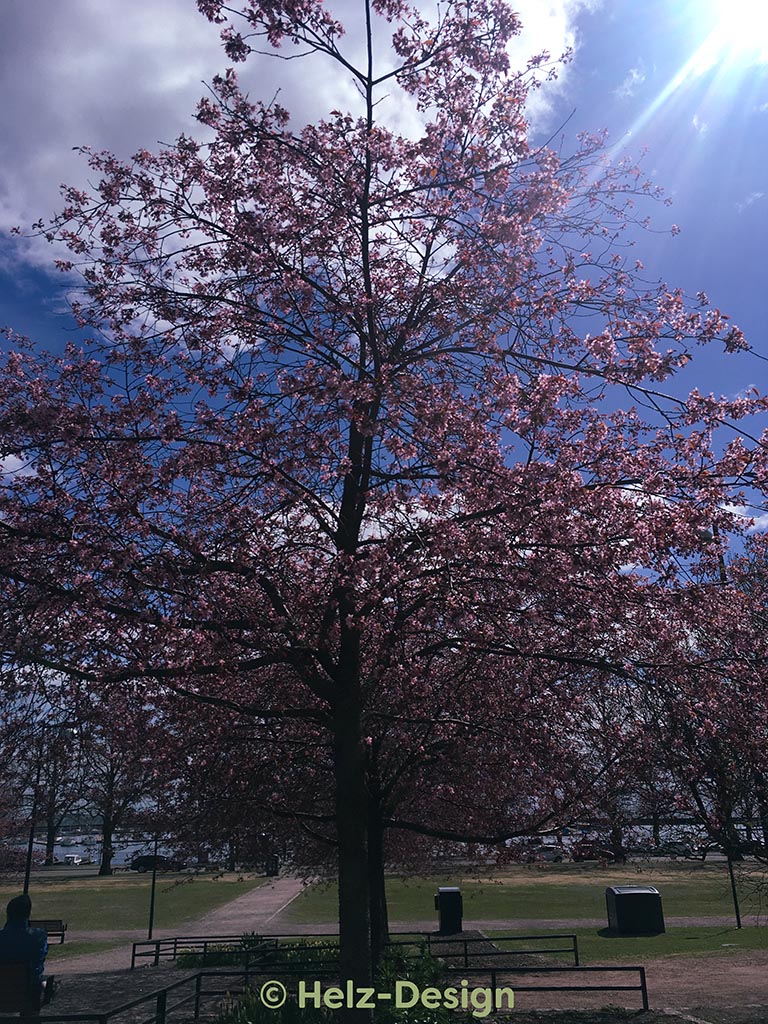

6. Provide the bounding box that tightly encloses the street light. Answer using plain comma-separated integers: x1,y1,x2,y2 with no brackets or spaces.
147,831,160,940
22,755,44,895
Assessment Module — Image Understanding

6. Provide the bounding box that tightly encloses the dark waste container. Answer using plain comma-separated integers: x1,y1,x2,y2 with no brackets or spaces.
434,886,463,933
606,885,665,934
265,855,280,877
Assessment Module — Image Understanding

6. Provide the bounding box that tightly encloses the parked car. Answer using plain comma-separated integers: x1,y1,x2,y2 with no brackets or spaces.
648,840,694,859
570,840,624,863
524,843,566,863
630,835,696,860
130,854,186,873
693,841,724,859
64,854,83,866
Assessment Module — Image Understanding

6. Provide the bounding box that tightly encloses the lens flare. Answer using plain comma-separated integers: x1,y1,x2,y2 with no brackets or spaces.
708,0,768,65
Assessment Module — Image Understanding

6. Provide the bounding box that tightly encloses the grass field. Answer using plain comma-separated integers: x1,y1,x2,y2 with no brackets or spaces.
47,940,125,960
281,861,768,962
284,861,767,930
0,872,265,932
486,925,768,961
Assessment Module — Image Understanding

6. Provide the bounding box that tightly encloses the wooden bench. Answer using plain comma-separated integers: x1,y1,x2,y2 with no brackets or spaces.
29,921,67,945
0,962,45,1016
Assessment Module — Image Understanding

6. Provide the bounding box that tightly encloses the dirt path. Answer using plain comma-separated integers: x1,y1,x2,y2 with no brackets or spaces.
189,875,306,934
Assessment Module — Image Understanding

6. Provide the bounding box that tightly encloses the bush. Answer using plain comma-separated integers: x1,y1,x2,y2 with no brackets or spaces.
271,941,339,969
177,932,270,968
215,989,335,1024
376,944,465,1024
212,940,471,1024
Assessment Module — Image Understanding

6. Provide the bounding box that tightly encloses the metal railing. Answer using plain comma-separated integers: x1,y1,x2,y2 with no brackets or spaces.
131,930,579,969
130,932,351,969
2,958,649,1021
0,972,204,1024
455,964,649,1011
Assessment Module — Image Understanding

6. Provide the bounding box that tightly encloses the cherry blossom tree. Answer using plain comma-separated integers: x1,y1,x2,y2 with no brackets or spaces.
163,643,596,960
643,540,768,862
2,0,768,999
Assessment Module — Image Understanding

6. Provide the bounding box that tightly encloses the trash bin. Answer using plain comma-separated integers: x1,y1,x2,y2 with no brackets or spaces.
434,886,463,933
265,855,280,877
606,885,665,934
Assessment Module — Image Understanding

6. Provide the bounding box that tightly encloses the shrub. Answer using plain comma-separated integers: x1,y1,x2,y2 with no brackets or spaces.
177,932,269,968
212,940,471,1024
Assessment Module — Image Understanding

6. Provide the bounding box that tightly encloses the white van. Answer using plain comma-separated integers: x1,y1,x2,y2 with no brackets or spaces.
64,854,83,866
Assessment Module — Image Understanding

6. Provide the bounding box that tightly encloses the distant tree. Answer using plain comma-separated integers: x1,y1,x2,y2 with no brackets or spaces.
38,726,82,865
78,699,163,875
0,678,35,868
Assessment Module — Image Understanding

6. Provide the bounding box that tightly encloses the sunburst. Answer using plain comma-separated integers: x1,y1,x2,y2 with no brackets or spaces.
701,0,768,69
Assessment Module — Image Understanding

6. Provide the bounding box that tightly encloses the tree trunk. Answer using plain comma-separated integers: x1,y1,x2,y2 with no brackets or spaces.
44,814,58,867
753,773,768,849
609,823,625,862
333,693,372,1020
368,804,389,973
720,813,744,861
99,813,114,875
651,808,661,847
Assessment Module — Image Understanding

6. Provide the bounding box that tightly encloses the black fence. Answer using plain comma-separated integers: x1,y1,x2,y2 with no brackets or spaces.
131,930,579,970
1,960,649,1022
456,964,649,1012
132,931,401,969
0,972,206,1024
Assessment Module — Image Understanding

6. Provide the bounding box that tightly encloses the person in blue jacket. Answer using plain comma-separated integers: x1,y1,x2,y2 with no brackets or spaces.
0,895,52,1005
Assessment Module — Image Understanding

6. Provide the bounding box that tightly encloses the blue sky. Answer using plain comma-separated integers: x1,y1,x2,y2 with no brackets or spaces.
0,0,766,401
554,0,767,404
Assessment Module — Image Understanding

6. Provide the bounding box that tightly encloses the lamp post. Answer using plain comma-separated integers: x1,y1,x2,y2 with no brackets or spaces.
22,756,44,895
147,831,160,940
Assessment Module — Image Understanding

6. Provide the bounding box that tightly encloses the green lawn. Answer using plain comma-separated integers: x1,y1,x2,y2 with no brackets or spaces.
488,926,768,961
47,940,125,960
0,873,265,931
284,863,758,925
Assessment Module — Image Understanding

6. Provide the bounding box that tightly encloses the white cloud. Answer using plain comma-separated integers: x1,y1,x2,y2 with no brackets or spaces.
0,454,35,478
736,191,765,214
747,514,768,534
723,504,768,535
0,0,222,271
0,0,601,276
512,0,606,124
615,61,646,99
691,113,709,137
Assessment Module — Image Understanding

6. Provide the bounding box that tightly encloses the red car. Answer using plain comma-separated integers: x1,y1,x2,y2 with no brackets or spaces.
571,840,623,863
